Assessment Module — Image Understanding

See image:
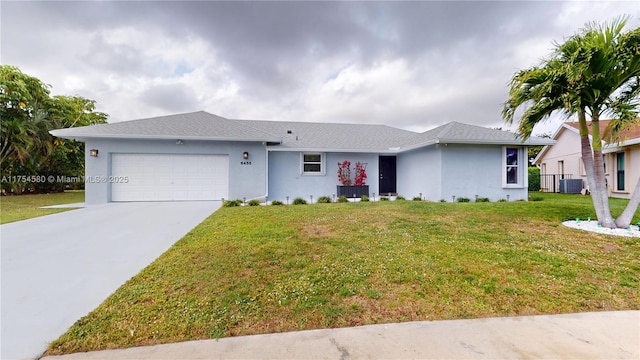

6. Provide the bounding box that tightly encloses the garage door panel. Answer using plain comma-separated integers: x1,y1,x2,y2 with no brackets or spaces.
111,154,228,201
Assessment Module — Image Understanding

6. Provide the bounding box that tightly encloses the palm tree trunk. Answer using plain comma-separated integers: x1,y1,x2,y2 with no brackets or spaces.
578,112,606,223
580,136,604,220
592,148,615,227
615,177,640,228
589,118,616,228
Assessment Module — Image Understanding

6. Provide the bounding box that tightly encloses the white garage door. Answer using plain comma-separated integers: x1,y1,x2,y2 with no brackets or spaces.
111,154,228,201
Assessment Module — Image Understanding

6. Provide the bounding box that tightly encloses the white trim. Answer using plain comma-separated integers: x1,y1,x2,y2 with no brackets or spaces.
603,137,640,153
614,151,627,192
502,146,525,188
300,152,326,176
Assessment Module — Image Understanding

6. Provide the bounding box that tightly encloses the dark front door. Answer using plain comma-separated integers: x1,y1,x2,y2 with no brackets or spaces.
379,156,397,195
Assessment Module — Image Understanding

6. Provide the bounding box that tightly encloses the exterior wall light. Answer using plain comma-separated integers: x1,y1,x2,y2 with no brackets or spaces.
243,151,249,159
176,139,184,145
90,149,99,157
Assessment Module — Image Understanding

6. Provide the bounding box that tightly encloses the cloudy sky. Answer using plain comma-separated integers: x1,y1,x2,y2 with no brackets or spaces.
2,1,639,135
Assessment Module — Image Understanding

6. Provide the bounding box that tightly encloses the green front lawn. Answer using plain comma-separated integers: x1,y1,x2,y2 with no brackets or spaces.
0,191,85,224
47,193,639,355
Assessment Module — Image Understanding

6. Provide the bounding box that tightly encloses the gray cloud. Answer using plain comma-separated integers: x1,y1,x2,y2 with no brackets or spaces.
2,1,638,133
139,83,199,113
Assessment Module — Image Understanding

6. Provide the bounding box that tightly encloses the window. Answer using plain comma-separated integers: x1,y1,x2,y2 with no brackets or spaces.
302,153,324,174
558,160,565,179
503,147,523,187
616,152,625,191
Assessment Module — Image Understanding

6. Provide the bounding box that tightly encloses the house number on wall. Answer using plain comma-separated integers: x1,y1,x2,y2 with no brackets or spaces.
240,161,252,165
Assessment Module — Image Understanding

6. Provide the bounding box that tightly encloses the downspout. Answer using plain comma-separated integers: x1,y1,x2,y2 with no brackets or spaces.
263,144,269,202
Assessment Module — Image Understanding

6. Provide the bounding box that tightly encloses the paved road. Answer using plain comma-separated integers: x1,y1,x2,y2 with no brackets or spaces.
41,311,640,359
1,201,220,360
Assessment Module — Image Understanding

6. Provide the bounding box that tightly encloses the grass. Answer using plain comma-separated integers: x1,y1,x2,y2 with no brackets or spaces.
47,192,639,355
0,191,85,224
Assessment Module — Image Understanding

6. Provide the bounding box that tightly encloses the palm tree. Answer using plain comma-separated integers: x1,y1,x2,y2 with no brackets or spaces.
503,17,640,228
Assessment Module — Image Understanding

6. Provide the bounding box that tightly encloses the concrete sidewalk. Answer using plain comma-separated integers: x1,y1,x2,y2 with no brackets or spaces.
42,310,639,359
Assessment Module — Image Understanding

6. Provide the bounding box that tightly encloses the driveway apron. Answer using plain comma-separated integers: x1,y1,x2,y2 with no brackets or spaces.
1,201,221,360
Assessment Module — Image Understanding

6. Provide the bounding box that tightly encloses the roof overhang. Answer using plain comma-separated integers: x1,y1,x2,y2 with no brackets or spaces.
266,146,401,154
49,130,281,143
603,137,640,153
402,138,555,154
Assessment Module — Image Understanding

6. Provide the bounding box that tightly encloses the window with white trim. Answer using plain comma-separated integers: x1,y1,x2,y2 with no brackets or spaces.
502,147,523,187
616,152,625,191
301,153,324,175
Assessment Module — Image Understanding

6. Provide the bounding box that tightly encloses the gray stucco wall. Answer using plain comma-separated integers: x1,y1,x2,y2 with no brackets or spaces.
268,151,379,202
396,146,442,200
439,144,528,201
84,138,267,204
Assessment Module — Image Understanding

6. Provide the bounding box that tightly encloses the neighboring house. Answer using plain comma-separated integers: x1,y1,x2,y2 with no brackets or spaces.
50,111,553,205
534,120,640,199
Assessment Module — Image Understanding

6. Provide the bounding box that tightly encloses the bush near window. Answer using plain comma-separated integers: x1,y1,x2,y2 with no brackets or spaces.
248,199,261,206
396,196,406,200
528,167,541,191
337,195,349,203
380,197,390,201
457,197,471,203
270,200,284,205
412,196,422,201
476,197,491,202
360,195,369,202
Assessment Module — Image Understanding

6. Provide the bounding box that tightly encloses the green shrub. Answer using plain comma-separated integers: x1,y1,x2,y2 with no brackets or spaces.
223,200,242,207
412,196,422,201
440,199,447,203
476,197,490,203
292,197,307,205
248,199,261,206
360,195,369,202
530,195,544,202
271,200,284,205
497,199,507,202
337,195,349,203
457,197,470,203
396,196,406,201
380,197,390,201
528,167,541,191
317,196,332,203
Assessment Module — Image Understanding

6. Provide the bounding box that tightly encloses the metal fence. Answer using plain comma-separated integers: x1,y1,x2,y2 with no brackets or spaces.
540,174,573,193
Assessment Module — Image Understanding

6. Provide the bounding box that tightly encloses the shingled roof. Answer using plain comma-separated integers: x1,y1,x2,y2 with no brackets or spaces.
401,122,552,150
564,120,640,143
51,111,554,152
50,111,280,142
237,119,416,151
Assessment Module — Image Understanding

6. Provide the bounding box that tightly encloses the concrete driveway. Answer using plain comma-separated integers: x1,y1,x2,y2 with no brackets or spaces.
1,201,221,360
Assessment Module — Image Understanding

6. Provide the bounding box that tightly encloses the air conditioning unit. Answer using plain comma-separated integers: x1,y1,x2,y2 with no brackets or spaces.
559,179,583,194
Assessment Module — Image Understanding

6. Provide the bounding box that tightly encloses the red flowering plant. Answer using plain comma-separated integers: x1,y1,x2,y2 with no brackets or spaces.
337,160,352,185
337,160,367,186
354,162,367,186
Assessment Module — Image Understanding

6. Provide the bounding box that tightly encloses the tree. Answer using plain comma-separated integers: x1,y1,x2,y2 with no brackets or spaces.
527,132,551,166
1,66,51,170
0,65,108,194
503,17,640,228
